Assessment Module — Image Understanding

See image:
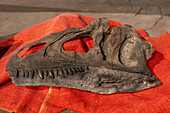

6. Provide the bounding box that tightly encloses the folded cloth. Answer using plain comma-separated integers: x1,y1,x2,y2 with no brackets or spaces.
0,13,169,113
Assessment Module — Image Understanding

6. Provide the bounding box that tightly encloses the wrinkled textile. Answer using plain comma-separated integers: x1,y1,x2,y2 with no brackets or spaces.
0,13,169,113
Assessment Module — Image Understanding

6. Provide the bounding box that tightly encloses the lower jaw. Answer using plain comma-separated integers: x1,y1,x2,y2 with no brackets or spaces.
8,66,161,94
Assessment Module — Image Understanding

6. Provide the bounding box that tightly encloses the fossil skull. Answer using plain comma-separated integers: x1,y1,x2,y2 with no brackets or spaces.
6,18,161,94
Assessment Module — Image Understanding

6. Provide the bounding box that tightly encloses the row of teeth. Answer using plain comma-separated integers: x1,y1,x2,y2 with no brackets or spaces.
9,65,89,79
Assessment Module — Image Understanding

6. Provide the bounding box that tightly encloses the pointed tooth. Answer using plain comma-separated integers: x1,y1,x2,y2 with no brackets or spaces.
53,68,58,76
43,70,48,77
58,70,62,76
72,67,78,73
67,67,74,75
78,67,84,72
23,70,26,77
25,70,29,78
38,69,44,79
28,70,34,79
20,69,25,77
48,70,54,78
61,69,65,76
70,67,75,73
63,67,68,75
58,68,64,76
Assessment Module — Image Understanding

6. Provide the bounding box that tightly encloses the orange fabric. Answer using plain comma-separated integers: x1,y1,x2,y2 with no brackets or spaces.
0,13,170,113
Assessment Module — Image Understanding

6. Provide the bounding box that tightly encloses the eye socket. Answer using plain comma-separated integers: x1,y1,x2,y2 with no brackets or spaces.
18,43,46,58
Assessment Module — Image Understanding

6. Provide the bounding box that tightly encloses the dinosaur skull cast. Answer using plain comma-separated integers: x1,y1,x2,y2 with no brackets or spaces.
6,18,161,94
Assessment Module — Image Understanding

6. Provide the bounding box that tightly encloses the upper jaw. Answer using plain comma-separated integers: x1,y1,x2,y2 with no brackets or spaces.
6,25,153,75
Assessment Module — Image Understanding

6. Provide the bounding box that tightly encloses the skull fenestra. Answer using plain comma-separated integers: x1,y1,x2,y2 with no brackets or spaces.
6,18,161,94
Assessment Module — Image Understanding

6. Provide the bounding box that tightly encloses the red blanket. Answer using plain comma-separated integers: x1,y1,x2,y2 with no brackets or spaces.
0,13,169,113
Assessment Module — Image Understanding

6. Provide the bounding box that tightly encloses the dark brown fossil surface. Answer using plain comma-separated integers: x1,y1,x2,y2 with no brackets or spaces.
6,18,161,94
